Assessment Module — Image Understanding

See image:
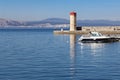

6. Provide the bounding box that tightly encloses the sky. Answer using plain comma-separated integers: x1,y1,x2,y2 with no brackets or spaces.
0,0,120,21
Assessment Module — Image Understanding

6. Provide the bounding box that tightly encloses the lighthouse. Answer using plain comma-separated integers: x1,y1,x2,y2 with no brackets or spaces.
70,12,77,31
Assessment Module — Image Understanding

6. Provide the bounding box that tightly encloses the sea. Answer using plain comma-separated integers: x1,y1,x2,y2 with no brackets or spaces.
0,29,120,80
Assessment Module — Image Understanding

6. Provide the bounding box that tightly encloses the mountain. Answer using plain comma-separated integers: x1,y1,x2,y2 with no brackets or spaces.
1,18,120,28
77,20,120,26
40,18,69,24
20,18,120,26
26,18,69,26
0,18,70,28
19,18,120,26
0,18,25,27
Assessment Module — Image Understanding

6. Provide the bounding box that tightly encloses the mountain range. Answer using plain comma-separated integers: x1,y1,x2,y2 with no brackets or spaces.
0,18,120,28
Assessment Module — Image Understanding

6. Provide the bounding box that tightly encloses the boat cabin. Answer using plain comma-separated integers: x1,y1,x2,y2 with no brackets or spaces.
90,32,102,37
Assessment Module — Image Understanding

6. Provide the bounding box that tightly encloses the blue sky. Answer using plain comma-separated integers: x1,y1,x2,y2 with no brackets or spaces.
0,0,120,21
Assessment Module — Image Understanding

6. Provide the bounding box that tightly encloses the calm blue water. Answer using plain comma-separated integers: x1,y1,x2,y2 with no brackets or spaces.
0,29,120,80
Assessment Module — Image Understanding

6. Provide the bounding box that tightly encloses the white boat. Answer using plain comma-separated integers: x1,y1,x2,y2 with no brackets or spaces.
79,31,119,43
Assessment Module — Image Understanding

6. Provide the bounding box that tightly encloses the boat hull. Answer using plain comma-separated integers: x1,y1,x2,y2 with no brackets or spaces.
80,38,119,43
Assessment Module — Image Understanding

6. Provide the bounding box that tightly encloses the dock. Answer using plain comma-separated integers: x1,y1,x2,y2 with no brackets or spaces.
54,30,120,35
54,30,87,35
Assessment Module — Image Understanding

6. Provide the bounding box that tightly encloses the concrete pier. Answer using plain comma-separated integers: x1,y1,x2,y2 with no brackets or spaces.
54,30,120,35
54,30,87,34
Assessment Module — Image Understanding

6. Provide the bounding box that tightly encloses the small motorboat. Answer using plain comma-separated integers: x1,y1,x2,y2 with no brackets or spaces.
79,31,119,43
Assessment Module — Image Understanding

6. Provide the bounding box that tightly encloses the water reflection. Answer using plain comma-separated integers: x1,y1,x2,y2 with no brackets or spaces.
70,34,76,61
69,35,107,79
69,34,76,79
79,42,105,56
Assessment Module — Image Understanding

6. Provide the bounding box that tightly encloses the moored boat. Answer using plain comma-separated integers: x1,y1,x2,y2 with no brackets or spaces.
78,31,119,43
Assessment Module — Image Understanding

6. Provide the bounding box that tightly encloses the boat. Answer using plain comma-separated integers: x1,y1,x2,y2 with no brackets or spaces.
78,31,119,43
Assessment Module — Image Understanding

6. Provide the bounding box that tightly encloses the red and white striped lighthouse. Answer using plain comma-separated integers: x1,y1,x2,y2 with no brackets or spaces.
70,12,77,31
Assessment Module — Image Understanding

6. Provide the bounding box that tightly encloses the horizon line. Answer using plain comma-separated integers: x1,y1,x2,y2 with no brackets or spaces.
1,17,120,22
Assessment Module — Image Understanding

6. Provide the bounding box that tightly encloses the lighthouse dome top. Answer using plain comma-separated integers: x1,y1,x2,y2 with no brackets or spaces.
70,12,76,15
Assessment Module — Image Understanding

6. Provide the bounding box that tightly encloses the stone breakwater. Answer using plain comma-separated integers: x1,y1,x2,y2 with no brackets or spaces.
54,26,120,35
54,30,120,35
82,26,120,32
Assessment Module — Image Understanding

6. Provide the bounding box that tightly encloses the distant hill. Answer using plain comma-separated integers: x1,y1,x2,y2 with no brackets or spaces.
77,20,120,26
26,18,120,26
40,18,69,24
0,18,25,27
26,18,69,26
1,18,120,28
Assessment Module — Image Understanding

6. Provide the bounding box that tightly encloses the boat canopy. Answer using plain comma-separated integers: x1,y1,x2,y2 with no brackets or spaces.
90,32,102,37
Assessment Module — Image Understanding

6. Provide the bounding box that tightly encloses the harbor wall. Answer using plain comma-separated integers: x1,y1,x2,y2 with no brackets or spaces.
81,26,120,32
54,26,120,34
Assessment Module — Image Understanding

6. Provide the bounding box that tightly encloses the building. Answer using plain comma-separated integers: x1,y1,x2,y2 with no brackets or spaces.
70,12,77,31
